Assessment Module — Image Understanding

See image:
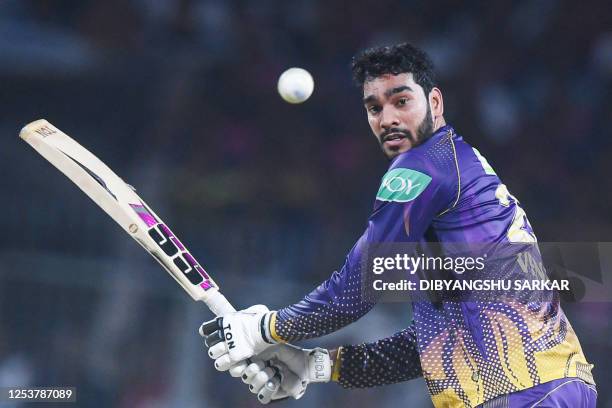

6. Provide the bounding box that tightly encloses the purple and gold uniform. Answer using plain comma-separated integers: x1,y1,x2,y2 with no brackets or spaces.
270,125,595,407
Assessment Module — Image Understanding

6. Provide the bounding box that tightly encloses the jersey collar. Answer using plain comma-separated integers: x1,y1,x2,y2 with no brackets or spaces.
390,124,455,165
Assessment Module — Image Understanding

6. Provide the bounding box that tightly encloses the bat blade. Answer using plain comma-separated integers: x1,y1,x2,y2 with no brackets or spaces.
20,119,235,316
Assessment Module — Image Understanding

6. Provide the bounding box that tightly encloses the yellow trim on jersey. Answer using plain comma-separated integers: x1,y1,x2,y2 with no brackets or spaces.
331,346,343,382
268,312,285,343
438,130,461,216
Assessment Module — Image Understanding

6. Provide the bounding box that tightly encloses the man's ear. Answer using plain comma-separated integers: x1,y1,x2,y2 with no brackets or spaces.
429,87,444,118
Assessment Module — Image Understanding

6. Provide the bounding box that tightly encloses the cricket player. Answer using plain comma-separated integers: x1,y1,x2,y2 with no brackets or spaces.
199,43,597,407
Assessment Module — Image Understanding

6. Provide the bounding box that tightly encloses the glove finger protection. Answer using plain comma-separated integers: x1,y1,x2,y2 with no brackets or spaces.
257,368,287,405
229,361,248,378
243,360,266,384
199,304,277,371
250,367,276,393
207,342,226,359
248,360,294,404
245,344,331,402
256,378,279,405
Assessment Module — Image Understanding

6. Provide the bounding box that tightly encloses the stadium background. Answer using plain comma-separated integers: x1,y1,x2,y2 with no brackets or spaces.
1,1,611,406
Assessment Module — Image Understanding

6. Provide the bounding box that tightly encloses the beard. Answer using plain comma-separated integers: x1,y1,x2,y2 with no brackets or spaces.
415,102,434,145
379,102,434,159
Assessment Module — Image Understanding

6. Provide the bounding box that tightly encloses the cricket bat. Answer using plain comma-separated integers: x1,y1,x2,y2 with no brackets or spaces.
20,119,236,317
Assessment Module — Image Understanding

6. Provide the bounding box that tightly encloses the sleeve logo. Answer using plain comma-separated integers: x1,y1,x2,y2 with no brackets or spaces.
376,168,432,202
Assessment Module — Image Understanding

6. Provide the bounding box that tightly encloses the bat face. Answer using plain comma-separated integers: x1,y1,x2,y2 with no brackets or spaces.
20,119,234,316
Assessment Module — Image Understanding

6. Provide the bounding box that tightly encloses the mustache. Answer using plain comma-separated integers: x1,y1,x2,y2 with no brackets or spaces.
379,128,416,143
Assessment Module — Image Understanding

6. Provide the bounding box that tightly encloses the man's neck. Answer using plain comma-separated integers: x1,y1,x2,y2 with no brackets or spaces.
433,116,447,132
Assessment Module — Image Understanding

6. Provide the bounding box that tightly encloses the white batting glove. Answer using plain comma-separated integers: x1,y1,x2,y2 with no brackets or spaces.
241,344,332,404
199,305,276,371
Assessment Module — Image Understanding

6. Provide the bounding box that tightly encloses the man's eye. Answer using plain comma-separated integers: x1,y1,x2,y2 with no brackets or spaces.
397,98,408,106
368,106,381,114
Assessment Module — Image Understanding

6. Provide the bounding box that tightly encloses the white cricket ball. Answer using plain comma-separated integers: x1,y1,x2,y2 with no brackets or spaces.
277,67,314,104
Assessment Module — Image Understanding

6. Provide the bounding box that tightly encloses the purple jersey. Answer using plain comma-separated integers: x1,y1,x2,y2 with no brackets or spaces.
270,125,595,407
476,378,597,407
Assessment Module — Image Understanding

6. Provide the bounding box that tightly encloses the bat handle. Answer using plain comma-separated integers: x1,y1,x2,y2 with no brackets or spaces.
203,289,236,316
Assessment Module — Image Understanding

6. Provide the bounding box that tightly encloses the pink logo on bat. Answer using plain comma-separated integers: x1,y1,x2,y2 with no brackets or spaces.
183,252,211,280
130,203,158,227
134,203,217,292
160,224,186,251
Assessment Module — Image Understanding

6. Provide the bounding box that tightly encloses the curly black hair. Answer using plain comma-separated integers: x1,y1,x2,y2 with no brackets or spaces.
351,43,436,96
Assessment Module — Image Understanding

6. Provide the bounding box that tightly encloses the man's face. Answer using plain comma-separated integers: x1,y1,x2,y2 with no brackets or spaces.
363,73,434,159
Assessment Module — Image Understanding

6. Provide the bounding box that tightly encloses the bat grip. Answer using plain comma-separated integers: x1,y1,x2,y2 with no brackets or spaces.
204,289,236,316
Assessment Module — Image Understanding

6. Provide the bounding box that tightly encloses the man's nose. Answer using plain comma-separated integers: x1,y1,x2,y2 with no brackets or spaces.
380,107,400,129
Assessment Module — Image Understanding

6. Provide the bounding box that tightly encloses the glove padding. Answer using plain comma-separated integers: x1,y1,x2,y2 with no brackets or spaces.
199,305,275,371
239,358,299,404
241,344,332,404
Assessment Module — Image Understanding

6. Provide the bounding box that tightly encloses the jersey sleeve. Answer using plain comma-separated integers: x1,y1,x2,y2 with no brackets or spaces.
334,323,422,388
271,148,458,343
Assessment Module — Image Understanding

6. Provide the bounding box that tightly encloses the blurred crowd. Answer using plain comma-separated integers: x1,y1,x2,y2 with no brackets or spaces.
1,0,611,407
